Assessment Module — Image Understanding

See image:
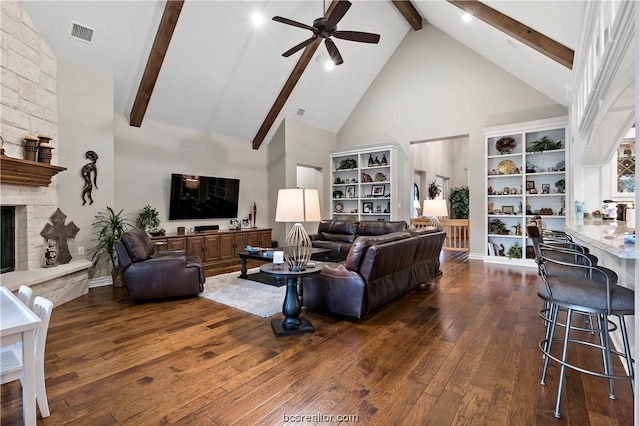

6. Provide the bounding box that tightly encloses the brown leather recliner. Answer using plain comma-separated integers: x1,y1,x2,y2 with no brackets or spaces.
114,229,205,300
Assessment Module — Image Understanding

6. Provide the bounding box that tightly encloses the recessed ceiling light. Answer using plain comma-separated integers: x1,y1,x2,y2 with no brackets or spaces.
251,12,264,26
324,61,335,71
462,13,473,23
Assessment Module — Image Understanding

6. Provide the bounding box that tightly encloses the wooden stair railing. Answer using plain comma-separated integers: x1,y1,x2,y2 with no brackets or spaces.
411,218,470,252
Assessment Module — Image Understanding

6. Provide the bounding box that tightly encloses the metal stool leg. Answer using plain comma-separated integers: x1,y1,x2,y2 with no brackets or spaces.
597,314,616,399
618,315,635,394
554,308,573,418
541,303,559,385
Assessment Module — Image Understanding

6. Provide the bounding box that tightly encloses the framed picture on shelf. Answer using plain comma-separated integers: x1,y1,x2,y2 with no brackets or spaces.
502,205,514,214
363,202,373,214
541,184,550,194
346,185,356,198
372,185,385,197
526,180,535,190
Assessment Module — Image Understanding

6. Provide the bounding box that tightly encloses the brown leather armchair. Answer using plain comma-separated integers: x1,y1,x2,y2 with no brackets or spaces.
114,229,205,300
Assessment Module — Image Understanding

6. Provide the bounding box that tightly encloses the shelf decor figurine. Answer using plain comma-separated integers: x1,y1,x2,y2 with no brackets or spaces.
81,150,99,205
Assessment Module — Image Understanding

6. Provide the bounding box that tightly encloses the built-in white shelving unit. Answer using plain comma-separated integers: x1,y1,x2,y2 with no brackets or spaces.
330,144,398,221
484,117,568,266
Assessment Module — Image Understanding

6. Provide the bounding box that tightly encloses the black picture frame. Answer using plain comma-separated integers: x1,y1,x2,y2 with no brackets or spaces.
372,185,385,197
363,202,373,214
526,180,535,190
541,183,550,194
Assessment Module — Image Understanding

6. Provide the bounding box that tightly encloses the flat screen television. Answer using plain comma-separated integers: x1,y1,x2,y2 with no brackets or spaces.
169,173,240,220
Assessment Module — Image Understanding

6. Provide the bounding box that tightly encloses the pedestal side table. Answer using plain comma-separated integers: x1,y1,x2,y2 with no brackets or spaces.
259,262,323,337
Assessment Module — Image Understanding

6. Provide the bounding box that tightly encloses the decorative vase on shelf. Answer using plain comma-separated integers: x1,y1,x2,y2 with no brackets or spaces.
368,155,373,167
23,134,39,161
373,156,380,166
381,154,387,166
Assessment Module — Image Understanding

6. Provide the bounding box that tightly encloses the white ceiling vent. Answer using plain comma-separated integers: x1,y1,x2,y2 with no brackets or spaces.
70,22,94,44
296,108,306,117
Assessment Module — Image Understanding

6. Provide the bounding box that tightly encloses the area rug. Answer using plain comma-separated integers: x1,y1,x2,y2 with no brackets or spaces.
199,268,285,318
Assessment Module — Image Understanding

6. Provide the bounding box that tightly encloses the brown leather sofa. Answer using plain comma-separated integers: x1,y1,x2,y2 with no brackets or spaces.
309,220,408,261
302,227,446,318
114,228,205,300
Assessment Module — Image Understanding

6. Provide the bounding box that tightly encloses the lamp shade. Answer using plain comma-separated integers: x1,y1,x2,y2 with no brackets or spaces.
423,199,448,217
275,188,321,223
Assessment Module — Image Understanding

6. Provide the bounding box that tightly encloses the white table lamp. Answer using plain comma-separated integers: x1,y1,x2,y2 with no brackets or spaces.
275,188,321,271
422,199,448,227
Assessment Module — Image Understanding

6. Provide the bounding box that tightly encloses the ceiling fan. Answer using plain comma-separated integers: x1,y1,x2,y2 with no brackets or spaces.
273,0,380,66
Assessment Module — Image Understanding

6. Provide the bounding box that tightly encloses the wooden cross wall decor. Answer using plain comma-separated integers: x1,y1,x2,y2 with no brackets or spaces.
40,208,80,264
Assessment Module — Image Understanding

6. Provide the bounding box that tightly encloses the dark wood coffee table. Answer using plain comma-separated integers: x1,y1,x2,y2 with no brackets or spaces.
238,247,330,286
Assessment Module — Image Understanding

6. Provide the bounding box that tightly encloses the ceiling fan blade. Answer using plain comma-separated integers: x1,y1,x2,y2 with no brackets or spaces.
333,30,380,44
325,38,344,66
325,0,351,28
273,16,317,33
282,36,318,57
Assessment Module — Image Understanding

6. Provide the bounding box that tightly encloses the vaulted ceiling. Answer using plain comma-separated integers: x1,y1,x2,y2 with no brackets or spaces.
22,1,585,149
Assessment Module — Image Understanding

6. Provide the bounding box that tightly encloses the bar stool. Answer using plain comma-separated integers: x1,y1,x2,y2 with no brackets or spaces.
527,225,618,398
527,226,634,418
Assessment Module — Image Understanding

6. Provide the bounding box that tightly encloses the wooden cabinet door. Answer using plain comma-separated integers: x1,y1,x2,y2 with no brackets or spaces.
154,238,168,252
203,234,220,262
219,233,236,259
258,230,272,247
186,236,203,257
234,232,247,256
247,231,261,247
167,237,187,251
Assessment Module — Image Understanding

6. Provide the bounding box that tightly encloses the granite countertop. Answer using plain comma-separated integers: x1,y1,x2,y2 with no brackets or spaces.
564,220,638,259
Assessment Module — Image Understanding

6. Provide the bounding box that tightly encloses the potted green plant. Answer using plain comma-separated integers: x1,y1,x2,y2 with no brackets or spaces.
507,242,522,259
488,218,508,235
428,180,441,199
90,207,132,287
449,186,469,219
136,204,163,236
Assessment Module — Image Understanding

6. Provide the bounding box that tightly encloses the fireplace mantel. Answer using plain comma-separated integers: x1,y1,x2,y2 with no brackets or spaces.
0,154,66,186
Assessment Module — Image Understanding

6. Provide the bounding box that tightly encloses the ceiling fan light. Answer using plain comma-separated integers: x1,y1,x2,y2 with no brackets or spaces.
462,13,473,23
324,60,335,71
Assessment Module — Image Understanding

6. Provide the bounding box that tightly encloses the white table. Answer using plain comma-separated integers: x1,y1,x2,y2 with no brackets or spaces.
1,286,41,425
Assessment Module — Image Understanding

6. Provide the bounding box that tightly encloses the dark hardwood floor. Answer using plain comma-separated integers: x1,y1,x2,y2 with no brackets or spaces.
1,252,633,425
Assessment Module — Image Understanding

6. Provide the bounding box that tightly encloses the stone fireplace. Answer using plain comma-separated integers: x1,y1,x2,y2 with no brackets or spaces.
0,0,91,305
0,178,92,306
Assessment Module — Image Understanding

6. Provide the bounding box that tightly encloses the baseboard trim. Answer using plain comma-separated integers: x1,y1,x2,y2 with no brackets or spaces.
88,276,112,288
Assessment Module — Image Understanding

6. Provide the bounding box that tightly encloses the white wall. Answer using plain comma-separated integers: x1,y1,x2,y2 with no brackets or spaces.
281,118,336,242
412,136,469,198
338,24,567,256
57,62,115,261
267,121,286,245
114,114,269,235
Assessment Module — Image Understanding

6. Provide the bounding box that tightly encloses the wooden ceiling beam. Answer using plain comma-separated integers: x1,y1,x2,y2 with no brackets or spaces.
391,1,423,31
130,0,184,127
447,0,574,70
253,0,340,150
